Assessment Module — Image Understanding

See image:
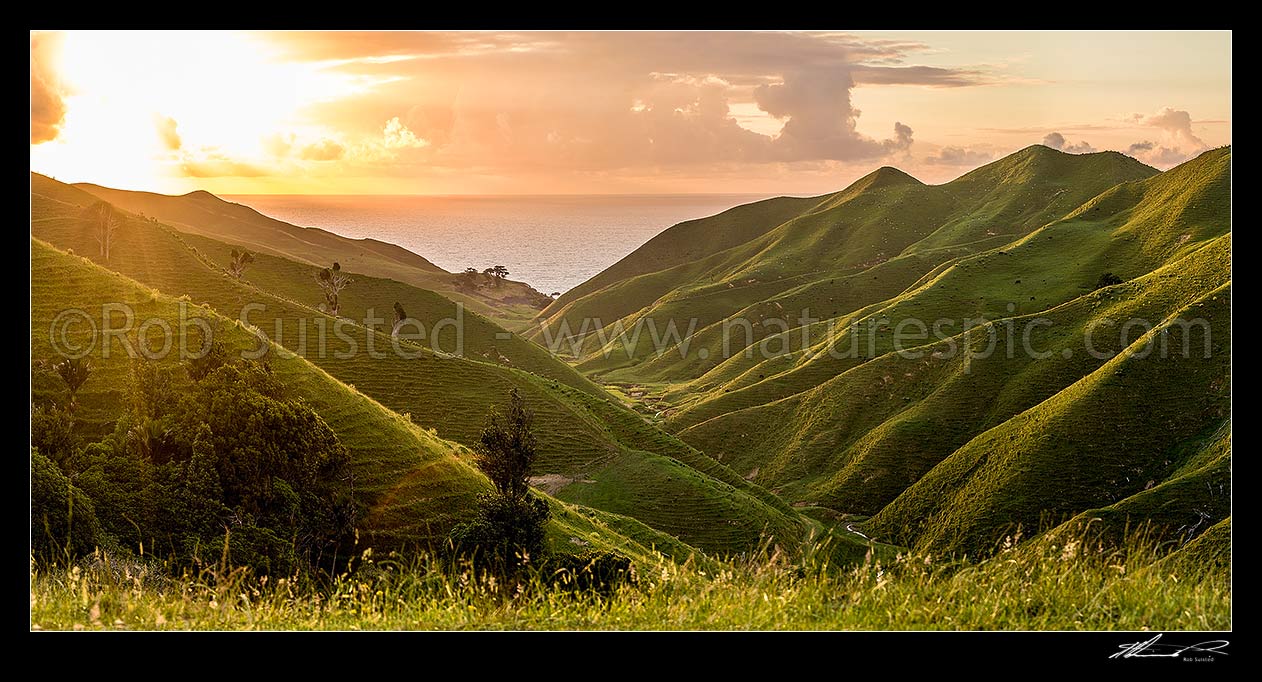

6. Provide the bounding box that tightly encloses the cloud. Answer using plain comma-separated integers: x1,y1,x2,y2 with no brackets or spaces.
382,117,427,149
180,153,266,178
851,65,991,87
299,139,346,161
1127,140,1154,155
924,146,993,166
154,115,182,151
887,121,914,152
1123,140,1194,167
263,133,294,158
1042,132,1095,154
1139,107,1205,149
754,68,913,161
270,31,993,168
30,32,67,144
1120,108,1208,169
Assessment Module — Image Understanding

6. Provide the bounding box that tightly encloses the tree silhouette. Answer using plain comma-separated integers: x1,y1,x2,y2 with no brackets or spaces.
474,388,537,500
391,301,408,338
54,356,92,411
315,262,352,317
456,267,481,291
228,248,255,279
449,388,550,573
86,201,122,261
483,265,510,287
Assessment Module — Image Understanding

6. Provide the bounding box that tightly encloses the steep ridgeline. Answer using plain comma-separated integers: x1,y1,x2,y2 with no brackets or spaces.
546,146,1231,559
63,176,552,324
531,146,1157,381
31,177,829,559
31,239,703,564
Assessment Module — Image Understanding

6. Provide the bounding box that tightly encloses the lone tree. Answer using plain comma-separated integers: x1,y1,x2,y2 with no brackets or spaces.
449,388,550,573
391,301,408,338
315,262,352,317
228,248,255,279
488,265,510,285
86,201,122,261
54,356,92,411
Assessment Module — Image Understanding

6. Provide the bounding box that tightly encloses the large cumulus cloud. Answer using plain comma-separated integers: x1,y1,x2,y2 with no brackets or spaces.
262,31,993,172
1122,108,1209,167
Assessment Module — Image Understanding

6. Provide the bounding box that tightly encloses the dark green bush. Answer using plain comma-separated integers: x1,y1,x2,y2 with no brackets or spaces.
30,405,79,469
449,493,551,573
36,353,357,576
31,449,100,561
1094,272,1124,289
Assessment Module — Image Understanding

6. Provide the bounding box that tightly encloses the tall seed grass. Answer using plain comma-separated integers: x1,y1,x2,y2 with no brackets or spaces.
29,530,1229,631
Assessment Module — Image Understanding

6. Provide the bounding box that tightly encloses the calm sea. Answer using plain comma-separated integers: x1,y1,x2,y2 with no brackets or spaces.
223,194,771,295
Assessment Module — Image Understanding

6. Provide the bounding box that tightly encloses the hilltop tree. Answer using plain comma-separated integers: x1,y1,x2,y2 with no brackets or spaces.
315,262,352,317
228,248,255,279
484,265,510,287
54,357,92,411
85,201,122,261
455,267,482,292
449,388,550,573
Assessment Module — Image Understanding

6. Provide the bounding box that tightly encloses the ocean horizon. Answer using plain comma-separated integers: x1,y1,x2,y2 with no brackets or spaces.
224,193,777,295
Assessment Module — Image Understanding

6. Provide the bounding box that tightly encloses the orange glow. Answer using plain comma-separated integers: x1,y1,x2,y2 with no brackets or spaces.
30,30,1231,195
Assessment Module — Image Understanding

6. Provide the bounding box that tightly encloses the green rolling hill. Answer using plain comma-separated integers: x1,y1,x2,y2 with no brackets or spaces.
63,176,553,324
533,146,1157,379
30,143,1230,566
30,175,847,559
528,145,1231,559
31,238,704,564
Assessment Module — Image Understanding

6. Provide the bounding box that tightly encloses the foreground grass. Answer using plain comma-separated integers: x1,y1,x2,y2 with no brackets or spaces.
30,536,1229,631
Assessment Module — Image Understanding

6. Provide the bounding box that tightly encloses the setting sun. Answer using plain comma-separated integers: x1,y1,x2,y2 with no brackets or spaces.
31,31,378,192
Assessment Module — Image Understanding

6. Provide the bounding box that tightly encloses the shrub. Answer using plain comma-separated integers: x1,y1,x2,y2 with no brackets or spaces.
449,493,551,573
31,449,100,561
1094,272,1124,289
31,404,79,469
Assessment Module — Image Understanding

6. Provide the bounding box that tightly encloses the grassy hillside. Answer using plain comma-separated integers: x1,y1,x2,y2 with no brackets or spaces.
866,281,1229,557
530,146,1230,561
32,239,710,563
661,147,1228,432
678,236,1230,512
542,194,823,316
31,180,821,557
58,175,552,324
533,146,1158,380
33,237,475,550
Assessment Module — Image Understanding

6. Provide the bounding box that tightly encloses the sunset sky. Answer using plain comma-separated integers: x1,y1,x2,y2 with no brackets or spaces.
30,30,1231,195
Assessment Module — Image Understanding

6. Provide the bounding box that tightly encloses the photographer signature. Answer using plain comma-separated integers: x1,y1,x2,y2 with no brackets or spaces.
1111,634,1229,660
